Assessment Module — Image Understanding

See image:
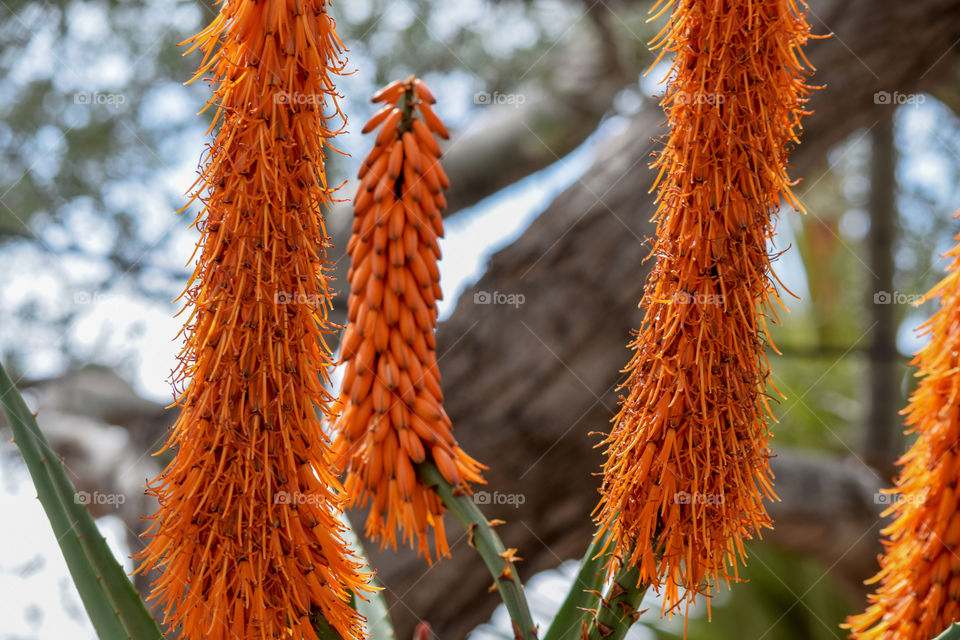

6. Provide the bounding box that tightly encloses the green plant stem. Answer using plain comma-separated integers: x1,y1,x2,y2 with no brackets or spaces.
584,564,647,640
418,463,538,640
543,531,612,640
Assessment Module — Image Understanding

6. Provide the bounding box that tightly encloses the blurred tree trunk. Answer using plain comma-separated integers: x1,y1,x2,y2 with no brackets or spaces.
862,116,901,477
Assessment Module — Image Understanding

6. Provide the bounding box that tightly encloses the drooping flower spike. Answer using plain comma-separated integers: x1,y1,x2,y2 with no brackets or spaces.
846,227,960,639
334,77,486,562
595,0,815,617
136,1,371,638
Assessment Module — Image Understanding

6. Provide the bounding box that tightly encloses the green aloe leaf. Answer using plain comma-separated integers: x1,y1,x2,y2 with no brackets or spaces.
339,512,396,640
0,360,164,639
542,530,612,640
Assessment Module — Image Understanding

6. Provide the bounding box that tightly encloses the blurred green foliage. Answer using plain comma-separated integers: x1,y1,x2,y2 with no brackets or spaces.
646,545,855,640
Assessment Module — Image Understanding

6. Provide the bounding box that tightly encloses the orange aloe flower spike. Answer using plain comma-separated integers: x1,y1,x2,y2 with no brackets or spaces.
136,1,371,638
334,76,486,563
846,225,960,639
594,0,816,619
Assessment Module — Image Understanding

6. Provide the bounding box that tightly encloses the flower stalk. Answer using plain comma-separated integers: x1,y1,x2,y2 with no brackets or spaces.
135,0,371,638
594,0,816,618
418,463,537,640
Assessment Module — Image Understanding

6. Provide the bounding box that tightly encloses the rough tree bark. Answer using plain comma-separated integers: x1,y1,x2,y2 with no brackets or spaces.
366,1,960,637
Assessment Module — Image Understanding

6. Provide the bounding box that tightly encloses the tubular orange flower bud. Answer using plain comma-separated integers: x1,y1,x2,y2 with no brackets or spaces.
594,0,815,618
335,77,485,562
845,228,960,639
136,1,370,639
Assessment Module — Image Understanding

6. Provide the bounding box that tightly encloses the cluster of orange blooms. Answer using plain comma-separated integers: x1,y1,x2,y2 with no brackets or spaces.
846,232,960,638
595,0,814,617
334,77,485,561
136,1,370,639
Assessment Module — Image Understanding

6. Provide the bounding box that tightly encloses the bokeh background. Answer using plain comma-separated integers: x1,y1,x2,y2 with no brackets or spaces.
2,0,960,638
